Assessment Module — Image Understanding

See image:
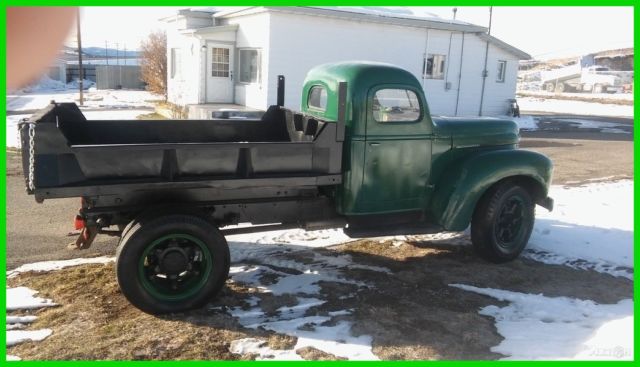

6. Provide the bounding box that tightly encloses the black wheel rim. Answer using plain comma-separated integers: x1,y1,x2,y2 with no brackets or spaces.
138,234,212,301
494,195,527,250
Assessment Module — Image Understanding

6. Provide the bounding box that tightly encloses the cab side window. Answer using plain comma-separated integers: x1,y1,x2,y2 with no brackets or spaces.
308,86,328,111
373,89,421,122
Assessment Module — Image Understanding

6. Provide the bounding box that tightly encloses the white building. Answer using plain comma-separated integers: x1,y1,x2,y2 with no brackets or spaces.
163,7,531,117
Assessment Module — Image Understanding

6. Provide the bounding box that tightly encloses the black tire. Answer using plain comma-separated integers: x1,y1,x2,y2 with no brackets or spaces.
544,83,555,92
471,182,535,263
555,83,565,93
115,214,230,314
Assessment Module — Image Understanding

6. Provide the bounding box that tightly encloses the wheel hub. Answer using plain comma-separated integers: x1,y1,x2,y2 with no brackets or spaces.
158,248,189,275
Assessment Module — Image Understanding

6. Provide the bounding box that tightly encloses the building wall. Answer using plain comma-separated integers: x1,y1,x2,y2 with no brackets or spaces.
166,24,204,105
475,43,520,116
265,11,520,116
267,11,427,111
221,12,271,109
168,10,523,117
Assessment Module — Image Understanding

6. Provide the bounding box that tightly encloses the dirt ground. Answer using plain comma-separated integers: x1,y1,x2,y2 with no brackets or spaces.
5,128,634,360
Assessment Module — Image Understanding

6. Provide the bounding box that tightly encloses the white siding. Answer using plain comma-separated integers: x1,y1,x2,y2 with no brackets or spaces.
222,13,271,109
166,9,524,117
265,12,521,116
479,45,520,116
267,12,427,111
166,28,203,105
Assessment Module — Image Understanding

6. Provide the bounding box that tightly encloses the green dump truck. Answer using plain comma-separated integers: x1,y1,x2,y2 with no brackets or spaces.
20,61,553,314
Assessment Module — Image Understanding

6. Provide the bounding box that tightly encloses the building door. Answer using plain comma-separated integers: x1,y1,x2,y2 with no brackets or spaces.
206,44,234,103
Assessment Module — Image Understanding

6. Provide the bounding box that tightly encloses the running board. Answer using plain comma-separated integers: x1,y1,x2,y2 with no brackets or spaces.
344,223,443,239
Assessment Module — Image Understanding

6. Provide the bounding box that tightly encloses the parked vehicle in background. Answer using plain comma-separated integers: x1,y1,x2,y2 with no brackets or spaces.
19,62,554,314
541,65,625,93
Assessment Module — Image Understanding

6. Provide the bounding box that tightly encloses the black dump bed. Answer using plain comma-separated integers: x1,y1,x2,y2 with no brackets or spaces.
19,103,344,201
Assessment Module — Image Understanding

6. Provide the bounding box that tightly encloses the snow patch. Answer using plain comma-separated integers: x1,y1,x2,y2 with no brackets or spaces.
526,180,633,279
511,115,538,130
7,256,115,278
227,236,381,360
7,355,21,361
518,97,633,118
7,329,53,347
230,338,303,360
554,118,629,133
6,287,57,311
7,315,37,324
450,284,633,360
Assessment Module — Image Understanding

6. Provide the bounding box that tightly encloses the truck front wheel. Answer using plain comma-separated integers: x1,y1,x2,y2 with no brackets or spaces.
471,182,535,263
115,214,230,314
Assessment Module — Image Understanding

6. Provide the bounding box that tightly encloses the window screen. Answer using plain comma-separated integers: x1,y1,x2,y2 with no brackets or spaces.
239,49,260,83
423,54,446,79
496,60,507,82
171,48,182,79
308,86,327,110
211,48,229,77
372,89,421,122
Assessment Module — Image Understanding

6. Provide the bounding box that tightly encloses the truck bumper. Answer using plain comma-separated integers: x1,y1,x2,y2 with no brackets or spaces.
539,196,554,211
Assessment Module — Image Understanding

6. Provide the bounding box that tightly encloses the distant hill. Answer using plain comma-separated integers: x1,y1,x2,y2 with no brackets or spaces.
61,45,139,59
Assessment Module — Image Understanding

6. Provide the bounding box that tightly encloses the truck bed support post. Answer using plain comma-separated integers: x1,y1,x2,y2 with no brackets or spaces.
277,75,285,107
336,82,347,142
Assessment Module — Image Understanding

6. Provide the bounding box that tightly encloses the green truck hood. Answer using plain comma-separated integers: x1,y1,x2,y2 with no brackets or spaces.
432,117,519,148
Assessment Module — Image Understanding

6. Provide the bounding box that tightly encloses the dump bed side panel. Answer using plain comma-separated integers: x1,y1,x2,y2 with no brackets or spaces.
20,103,343,201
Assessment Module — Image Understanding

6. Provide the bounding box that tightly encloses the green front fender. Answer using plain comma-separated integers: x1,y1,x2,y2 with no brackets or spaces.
429,149,553,231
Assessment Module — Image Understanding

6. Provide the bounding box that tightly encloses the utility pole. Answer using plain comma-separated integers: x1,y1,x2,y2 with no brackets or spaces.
115,42,119,66
105,40,109,66
76,10,84,106
478,6,493,116
452,7,457,20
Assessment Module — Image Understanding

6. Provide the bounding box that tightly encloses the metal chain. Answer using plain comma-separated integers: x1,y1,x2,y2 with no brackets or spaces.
28,123,36,191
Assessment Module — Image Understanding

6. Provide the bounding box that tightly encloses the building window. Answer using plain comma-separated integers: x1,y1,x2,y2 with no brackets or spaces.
171,48,182,79
496,60,507,83
211,48,230,77
423,54,446,79
239,49,260,84
308,86,327,110
372,89,421,122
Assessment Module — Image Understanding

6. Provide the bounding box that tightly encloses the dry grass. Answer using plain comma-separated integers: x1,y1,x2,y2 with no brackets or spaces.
296,347,346,360
7,264,287,360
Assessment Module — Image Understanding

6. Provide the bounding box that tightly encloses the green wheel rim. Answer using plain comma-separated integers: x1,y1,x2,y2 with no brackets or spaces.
138,234,213,301
493,195,527,250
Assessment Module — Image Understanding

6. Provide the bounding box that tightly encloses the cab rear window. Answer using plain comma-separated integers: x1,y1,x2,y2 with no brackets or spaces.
373,89,421,122
308,86,328,111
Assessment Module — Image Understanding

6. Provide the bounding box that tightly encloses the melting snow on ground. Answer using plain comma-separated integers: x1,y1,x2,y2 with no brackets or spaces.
518,97,633,118
6,287,57,357
7,256,115,278
224,229,384,360
552,118,630,133
450,284,633,360
525,180,633,279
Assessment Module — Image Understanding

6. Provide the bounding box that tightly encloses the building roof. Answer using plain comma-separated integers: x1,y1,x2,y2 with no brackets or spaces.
476,33,532,60
214,6,488,33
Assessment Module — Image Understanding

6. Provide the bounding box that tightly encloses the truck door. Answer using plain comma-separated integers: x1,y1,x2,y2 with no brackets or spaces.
360,86,432,213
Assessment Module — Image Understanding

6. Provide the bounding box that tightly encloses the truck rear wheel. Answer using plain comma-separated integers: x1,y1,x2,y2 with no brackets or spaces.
471,182,535,263
115,214,230,314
